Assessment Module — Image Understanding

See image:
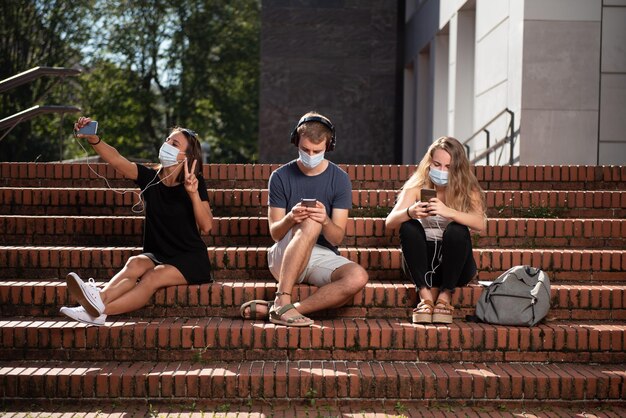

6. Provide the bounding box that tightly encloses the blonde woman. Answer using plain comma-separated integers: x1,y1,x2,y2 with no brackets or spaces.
385,137,485,324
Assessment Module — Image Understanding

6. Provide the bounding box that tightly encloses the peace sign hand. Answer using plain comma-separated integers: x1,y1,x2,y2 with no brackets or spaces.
184,159,199,194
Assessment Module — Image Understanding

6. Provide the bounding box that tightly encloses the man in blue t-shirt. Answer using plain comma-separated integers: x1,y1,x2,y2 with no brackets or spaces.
240,112,369,326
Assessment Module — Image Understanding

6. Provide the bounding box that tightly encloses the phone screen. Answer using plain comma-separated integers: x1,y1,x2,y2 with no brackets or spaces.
77,121,98,135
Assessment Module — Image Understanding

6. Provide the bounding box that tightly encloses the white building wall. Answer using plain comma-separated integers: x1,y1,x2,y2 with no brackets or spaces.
521,0,602,165
472,0,523,164
404,0,626,165
599,1,626,164
452,9,476,143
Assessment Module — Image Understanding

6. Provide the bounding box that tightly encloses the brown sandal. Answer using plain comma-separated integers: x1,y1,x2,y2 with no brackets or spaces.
412,300,434,324
240,300,273,320
432,299,454,324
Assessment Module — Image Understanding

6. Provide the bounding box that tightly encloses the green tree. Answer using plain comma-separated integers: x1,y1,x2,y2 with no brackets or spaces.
64,59,151,161
167,0,260,162
0,0,93,161
1,0,260,163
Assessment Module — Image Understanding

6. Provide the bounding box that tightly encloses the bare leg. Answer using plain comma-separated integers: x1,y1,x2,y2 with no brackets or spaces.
103,264,187,315
273,218,321,323
418,287,436,304
435,289,450,304
295,263,368,315
99,255,156,305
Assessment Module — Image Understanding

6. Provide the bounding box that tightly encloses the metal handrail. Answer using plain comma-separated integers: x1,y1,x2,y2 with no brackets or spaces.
463,108,516,165
0,67,82,149
0,105,81,130
0,66,81,93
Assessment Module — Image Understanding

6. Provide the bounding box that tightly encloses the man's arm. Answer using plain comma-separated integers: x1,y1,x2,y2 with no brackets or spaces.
268,205,308,242
305,203,348,246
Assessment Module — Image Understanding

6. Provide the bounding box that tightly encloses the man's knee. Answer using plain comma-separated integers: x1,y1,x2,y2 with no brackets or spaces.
336,263,369,293
293,217,322,241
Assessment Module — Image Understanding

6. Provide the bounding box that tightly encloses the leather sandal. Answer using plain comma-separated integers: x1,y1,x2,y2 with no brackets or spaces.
269,303,313,327
412,300,434,324
240,300,273,320
432,299,454,324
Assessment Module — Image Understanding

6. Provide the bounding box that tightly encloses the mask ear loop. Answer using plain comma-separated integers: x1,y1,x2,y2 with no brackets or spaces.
73,136,185,213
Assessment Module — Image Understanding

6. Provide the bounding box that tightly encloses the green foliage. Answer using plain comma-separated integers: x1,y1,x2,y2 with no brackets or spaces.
495,203,564,219
1,0,260,163
393,401,408,415
0,0,94,161
64,59,154,160
304,387,318,407
217,403,231,412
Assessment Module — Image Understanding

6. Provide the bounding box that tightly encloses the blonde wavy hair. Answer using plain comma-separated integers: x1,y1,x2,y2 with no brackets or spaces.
403,136,485,214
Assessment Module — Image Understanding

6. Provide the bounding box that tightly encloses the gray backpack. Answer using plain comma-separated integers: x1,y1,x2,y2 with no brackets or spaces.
475,265,551,326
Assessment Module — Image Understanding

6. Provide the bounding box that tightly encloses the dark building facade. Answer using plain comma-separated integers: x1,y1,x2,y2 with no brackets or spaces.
259,0,403,164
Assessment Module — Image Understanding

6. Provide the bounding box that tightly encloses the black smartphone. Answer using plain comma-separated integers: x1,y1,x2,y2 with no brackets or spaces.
77,121,98,135
301,198,317,207
420,188,436,202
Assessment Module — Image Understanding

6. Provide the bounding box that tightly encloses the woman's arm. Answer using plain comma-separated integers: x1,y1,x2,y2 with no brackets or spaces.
74,117,138,180
385,187,429,230
428,190,486,232
188,195,213,235
184,160,213,234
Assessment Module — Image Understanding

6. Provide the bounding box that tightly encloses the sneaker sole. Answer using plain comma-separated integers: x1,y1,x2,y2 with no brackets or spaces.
66,273,101,317
59,308,105,327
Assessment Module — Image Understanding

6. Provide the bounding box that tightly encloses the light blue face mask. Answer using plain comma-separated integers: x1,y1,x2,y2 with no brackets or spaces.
159,142,183,167
299,149,325,168
429,167,449,186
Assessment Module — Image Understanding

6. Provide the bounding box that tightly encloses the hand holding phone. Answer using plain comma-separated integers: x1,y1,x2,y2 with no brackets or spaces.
76,121,98,136
420,188,437,216
301,198,317,207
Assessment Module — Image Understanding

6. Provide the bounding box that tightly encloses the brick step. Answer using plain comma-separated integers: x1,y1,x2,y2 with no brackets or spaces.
4,402,626,418
2,281,624,321
1,215,625,249
2,162,625,191
1,360,624,402
2,188,625,218
2,317,625,364
1,246,624,282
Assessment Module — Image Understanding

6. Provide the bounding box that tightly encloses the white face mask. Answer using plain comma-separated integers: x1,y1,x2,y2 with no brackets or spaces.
429,167,449,186
159,142,184,167
299,149,325,169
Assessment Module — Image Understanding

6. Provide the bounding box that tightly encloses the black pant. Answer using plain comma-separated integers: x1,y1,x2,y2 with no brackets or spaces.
399,220,476,291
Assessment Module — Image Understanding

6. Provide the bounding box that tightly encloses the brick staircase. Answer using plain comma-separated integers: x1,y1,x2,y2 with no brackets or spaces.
1,162,625,415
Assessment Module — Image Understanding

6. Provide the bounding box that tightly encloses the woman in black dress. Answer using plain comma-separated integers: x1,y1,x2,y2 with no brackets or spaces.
60,116,213,326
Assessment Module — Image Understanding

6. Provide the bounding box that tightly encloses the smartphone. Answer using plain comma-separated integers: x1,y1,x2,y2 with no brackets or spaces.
420,188,437,202
77,121,98,135
301,198,317,207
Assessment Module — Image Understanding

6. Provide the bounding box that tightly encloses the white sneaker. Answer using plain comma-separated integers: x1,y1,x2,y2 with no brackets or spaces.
60,306,106,326
66,272,105,317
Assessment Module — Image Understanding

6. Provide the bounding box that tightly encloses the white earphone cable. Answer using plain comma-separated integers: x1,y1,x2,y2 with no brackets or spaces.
74,137,185,213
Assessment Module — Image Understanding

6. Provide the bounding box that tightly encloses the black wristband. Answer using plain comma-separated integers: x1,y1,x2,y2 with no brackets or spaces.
88,138,101,146
406,206,414,220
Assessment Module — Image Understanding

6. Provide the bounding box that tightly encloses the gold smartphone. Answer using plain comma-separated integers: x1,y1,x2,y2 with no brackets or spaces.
420,188,436,202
